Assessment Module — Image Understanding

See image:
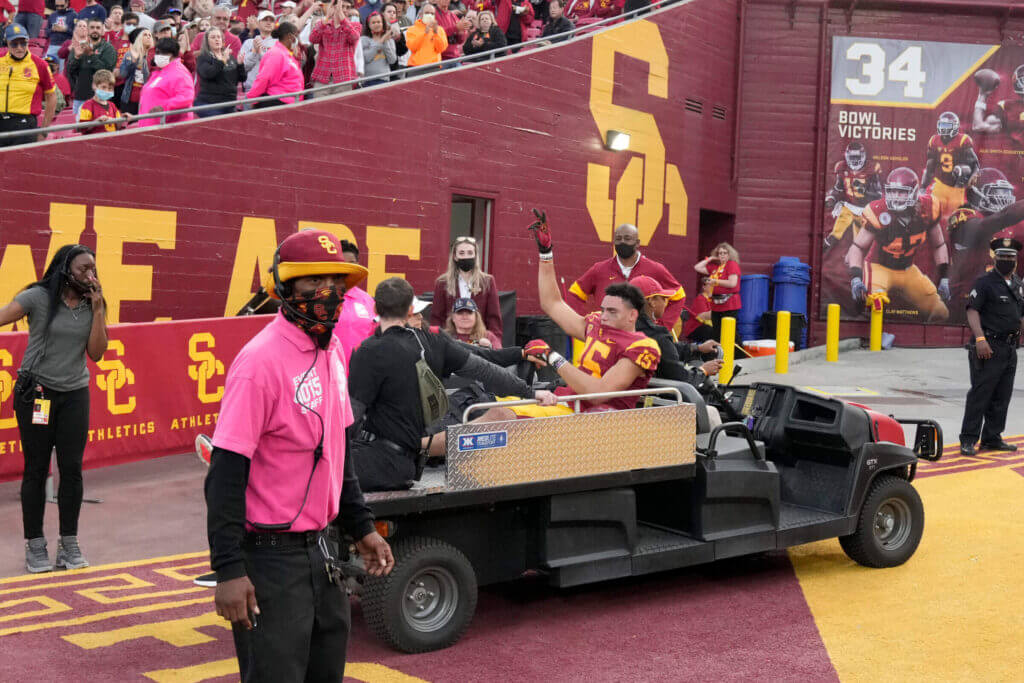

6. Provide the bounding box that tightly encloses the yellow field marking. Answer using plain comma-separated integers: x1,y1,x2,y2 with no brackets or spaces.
0,572,153,596
0,551,209,585
76,574,207,604
0,597,210,637
801,386,879,397
0,596,72,623
153,562,212,583
143,660,430,683
789,467,1024,680
63,611,228,649
144,658,239,683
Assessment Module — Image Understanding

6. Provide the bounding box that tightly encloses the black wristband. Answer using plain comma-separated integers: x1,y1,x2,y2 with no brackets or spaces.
849,267,863,281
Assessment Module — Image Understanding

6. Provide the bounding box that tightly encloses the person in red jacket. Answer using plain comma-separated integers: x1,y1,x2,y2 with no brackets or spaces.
681,277,715,343
694,242,742,342
431,236,504,340
495,0,533,46
434,0,468,60
588,0,622,18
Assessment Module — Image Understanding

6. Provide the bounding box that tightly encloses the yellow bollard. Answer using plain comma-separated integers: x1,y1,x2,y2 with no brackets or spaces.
719,316,736,385
775,310,790,374
826,303,840,362
866,292,889,351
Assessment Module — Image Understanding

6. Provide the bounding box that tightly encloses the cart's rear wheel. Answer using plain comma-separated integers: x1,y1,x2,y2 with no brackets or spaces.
840,474,924,568
362,536,477,653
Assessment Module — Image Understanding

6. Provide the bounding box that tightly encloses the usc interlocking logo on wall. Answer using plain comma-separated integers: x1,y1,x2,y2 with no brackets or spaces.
587,20,688,245
187,333,225,404
0,349,14,430
95,340,136,415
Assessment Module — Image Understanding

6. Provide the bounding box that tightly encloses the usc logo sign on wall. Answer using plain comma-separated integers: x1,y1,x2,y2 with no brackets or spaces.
187,333,225,404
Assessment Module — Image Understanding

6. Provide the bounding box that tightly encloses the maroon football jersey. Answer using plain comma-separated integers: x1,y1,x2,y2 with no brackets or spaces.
862,195,939,271
995,99,1024,147
926,133,974,187
833,160,882,207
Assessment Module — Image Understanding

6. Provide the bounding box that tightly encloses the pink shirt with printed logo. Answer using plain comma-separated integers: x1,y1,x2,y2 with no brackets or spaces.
212,313,353,532
334,285,376,364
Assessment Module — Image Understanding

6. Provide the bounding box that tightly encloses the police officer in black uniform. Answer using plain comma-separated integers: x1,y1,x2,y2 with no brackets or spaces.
959,237,1024,455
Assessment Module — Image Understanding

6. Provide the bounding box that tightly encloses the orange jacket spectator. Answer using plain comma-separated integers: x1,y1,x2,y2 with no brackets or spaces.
405,7,447,66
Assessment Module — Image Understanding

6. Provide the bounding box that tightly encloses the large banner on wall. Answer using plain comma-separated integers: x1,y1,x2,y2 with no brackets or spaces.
0,316,272,482
822,36,1024,324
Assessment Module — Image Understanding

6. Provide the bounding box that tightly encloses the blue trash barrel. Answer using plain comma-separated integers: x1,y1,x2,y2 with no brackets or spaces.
771,257,811,347
738,274,770,327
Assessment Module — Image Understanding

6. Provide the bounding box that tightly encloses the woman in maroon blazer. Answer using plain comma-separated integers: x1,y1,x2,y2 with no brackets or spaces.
431,236,503,338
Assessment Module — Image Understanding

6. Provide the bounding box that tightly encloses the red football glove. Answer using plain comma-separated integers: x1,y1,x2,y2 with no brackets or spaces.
523,338,551,363
527,208,552,255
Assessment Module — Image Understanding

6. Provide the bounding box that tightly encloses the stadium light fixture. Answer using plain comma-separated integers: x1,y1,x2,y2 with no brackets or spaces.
605,130,630,151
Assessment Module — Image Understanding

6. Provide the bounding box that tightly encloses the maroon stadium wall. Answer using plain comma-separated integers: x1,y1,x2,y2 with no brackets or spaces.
0,0,739,331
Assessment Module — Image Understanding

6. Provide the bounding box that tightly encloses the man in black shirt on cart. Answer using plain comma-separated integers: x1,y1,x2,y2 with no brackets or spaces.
959,237,1024,455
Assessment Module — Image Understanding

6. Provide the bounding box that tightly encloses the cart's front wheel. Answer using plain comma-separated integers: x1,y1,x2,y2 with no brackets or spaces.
839,474,924,568
362,536,477,653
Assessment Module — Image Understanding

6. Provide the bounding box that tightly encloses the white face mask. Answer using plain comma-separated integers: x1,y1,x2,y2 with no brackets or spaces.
154,54,171,67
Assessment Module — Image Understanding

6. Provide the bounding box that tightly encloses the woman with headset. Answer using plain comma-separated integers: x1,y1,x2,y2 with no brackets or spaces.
0,245,108,574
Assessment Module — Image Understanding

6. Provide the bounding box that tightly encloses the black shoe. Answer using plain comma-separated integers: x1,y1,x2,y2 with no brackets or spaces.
979,440,1018,452
960,443,976,456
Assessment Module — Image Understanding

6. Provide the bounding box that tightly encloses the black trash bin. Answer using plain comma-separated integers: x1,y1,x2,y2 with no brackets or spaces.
760,311,807,351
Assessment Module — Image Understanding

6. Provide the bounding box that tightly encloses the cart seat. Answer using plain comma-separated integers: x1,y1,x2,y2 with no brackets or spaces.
648,378,710,433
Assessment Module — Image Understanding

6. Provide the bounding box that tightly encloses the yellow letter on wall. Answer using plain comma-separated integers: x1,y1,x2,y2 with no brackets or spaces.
365,227,421,294
223,217,279,316
93,206,176,323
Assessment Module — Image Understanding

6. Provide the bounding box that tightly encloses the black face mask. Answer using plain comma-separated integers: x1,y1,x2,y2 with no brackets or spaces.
455,258,475,273
994,259,1017,276
282,285,344,348
614,243,636,260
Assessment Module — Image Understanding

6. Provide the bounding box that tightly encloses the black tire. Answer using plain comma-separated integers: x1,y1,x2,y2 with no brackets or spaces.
361,536,478,653
839,474,924,568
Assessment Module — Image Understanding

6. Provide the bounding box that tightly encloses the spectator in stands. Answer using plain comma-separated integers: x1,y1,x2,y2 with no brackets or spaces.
137,37,194,126
151,20,196,71
540,0,572,41
359,0,385,21
402,0,420,22
0,244,108,574
694,242,742,341
431,236,503,337
495,0,533,48
444,298,501,347
185,0,215,21
240,9,276,93
190,5,242,57
0,0,15,33
122,13,140,37
117,27,151,114
462,10,504,58
105,5,124,33
468,0,493,13
228,15,244,37
309,0,361,94
76,0,108,23
68,19,116,116
57,20,88,78
381,2,410,75
194,28,245,116
622,0,649,15
589,0,621,18
564,0,591,22
405,2,447,68
77,69,123,133
530,0,549,23
46,0,78,70
14,0,45,40
246,21,304,107
128,0,155,30
567,222,686,331
681,277,714,343
434,0,466,60
44,56,71,114
360,11,396,85
0,24,56,146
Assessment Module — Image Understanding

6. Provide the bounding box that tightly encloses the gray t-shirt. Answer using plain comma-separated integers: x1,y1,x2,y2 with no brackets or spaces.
15,287,94,392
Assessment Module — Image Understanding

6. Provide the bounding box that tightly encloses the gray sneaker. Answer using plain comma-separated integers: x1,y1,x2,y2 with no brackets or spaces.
55,536,89,570
25,537,53,573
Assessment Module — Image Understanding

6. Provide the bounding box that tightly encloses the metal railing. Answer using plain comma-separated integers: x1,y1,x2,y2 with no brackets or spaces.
461,386,684,423
0,0,684,143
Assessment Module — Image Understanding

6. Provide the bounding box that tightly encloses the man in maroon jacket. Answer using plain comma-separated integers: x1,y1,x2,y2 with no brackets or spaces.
567,222,687,331
190,6,242,58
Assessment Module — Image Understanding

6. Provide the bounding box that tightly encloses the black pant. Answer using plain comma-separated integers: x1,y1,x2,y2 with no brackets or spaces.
0,114,38,147
350,438,416,492
232,537,350,682
15,385,90,539
254,98,286,109
711,311,739,342
960,341,1018,445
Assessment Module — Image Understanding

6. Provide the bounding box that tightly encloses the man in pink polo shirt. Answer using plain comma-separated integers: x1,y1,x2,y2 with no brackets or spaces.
205,229,393,682
335,239,376,364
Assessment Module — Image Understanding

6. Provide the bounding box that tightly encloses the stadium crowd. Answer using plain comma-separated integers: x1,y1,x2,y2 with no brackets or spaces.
0,0,657,142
